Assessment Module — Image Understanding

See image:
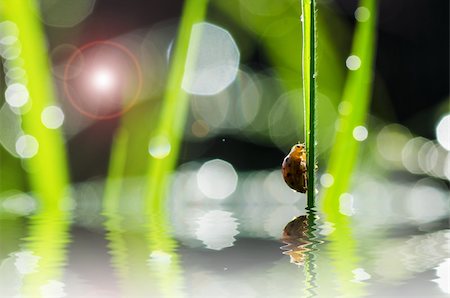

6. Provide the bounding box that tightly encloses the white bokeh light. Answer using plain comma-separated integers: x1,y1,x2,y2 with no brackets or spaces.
339,193,355,216
406,179,448,223
401,137,427,174
148,251,172,265
436,114,450,151
355,7,370,22
91,68,116,92
5,83,29,108
418,141,439,174
0,21,19,45
320,173,334,188
15,135,39,158
377,124,412,167
195,210,239,250
2,193,36,215
352,268,371,282
182,22,240,95
41,106,65,129
148,135,171,159
197,159,238,200
353,125,368,141
40,280,66,298
346,55,361,71
0,103,23,157
445,154,450,180
338,101,352,116
14,250,40,275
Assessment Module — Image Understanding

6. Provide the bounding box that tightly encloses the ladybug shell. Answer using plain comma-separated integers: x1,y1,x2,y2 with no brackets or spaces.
282,144,307,193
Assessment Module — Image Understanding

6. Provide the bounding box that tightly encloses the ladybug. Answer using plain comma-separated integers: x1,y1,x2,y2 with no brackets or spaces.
282,143,308,193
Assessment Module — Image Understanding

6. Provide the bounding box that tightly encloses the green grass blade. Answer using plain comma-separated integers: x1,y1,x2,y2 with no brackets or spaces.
103,2,208,295
301,0,317,207
320,1,377,296
322,0,377,209
145,0,208,206
1,0,69,206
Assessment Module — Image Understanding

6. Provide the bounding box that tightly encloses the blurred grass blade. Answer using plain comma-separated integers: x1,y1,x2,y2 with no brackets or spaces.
320,1,377,297
301,0,317,207
103,1,207,296
145,0,208,206
322,0,377,208
144,1,208,293
103,128,129,215
2,0,69,206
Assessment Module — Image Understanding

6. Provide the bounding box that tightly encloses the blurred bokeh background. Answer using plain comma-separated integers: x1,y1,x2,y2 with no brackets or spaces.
0,0,449,297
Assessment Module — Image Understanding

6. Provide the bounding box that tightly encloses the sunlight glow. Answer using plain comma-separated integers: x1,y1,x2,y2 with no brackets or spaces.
91,68,116,92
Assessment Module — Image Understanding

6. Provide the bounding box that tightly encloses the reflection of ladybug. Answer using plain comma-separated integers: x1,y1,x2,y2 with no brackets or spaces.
282,143,307,193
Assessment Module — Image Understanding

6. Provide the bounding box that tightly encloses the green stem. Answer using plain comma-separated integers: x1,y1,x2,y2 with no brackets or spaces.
301,0,317,207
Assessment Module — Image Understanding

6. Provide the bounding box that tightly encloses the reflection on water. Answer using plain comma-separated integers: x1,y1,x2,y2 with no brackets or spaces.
281,208,323,297
0,172,448,297
281,214,311,265
0,206,71,298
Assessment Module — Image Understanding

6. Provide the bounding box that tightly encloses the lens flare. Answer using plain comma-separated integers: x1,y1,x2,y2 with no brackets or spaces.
63,40,142,120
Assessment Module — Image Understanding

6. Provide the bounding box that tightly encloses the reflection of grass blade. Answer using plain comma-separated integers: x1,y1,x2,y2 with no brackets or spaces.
326,215,366,297
303,207,319,298
2,0,69,206
102,128,130,290
103,130,184,296
322,0,377,208
146,207,185,298
21,209,71,297
145,0,208,206
301,0,317,207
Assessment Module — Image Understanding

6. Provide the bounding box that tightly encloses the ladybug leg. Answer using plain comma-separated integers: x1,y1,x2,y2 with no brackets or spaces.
302,171,308,192
300,160,307,172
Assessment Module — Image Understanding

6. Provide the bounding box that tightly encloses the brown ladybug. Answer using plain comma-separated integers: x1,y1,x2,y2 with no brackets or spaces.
282,143,307,193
